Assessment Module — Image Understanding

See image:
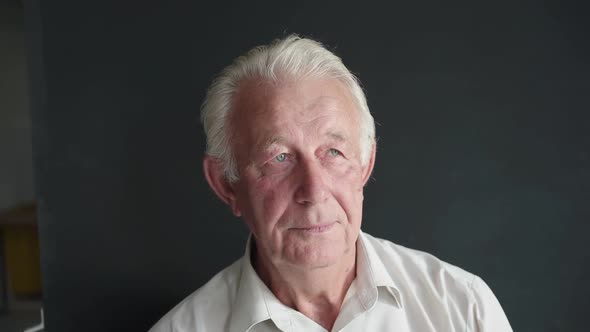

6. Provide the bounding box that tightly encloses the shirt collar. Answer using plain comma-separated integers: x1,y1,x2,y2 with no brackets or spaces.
228,231,403,332
356,231,404,309
229,236,293,332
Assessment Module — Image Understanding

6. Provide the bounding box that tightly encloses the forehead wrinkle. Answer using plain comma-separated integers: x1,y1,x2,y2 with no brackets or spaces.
305,94,342,112
245,83,358,152
304,95,358,135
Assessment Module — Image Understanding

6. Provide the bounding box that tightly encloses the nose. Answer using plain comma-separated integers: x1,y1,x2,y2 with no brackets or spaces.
294,159,329,205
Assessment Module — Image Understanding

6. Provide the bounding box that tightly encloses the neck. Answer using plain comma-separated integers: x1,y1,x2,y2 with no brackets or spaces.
252,243,357,331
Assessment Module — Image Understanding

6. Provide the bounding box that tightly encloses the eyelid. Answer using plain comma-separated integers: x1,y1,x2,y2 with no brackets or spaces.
328,147,344,156
269,151,293,163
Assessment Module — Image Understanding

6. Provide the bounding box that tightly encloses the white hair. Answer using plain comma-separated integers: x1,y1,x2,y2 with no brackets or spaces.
200,34,375,182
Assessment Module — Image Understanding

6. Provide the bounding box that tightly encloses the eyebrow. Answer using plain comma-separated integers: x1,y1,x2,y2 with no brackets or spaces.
260,130,348,152
261,136,288,151
326,130,348,144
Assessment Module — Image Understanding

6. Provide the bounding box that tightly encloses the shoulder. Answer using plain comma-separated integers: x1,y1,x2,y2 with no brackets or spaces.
362,232,476,315
362,231,476,287
362,232,512,331
148,258,243,332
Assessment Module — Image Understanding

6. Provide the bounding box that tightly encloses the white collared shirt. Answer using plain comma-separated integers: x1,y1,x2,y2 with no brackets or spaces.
148,232,512,332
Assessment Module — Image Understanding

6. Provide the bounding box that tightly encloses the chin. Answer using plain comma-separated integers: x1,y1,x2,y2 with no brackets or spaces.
284,238,352,269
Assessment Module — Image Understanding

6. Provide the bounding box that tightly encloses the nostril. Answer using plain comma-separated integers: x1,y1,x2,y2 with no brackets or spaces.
295,181,328,205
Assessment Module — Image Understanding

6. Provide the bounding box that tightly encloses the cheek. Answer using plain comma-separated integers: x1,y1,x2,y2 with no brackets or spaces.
250,177,292,224
260,188,280,215
331,163,365,215
334,162,364,189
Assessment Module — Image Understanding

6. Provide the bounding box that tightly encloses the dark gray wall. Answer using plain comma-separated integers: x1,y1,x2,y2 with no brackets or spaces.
24,0,589,331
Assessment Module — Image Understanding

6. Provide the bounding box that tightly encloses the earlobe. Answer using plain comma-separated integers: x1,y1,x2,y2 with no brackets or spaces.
203,156,242,217
361,143,376,186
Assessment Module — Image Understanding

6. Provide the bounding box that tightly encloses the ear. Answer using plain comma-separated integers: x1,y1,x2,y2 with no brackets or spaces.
203,155,242,217
361,143,376,186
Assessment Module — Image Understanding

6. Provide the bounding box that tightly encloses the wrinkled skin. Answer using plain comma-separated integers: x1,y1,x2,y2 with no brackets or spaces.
205,77,375,273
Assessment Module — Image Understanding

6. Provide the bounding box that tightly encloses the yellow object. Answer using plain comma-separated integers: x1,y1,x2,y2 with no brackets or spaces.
3,225,42,296
0,202,42,297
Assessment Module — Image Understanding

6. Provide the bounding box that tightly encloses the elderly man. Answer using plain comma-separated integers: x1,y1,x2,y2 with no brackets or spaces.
149,35,512,332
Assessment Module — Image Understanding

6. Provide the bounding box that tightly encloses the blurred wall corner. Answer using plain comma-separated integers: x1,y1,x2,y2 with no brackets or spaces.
0,1,43,329
1,0,34,213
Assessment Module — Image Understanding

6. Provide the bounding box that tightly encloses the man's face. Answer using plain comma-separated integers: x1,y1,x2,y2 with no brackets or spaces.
229,77,373,270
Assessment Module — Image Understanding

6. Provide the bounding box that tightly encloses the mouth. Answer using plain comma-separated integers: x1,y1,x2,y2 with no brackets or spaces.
290,222,335,234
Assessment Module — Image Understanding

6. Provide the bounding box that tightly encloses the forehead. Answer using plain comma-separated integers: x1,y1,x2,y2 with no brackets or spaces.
231,77,360,136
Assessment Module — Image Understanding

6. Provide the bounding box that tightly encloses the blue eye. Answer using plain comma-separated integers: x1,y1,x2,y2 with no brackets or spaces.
275,153,287,162
329,149,341,157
